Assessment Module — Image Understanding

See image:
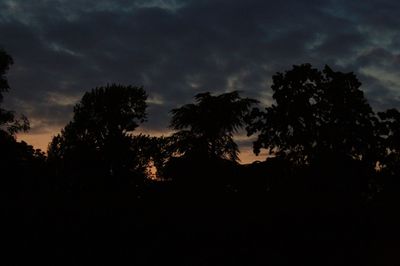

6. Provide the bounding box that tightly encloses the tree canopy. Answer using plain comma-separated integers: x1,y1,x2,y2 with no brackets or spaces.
170,91,258,162
247,64,377,166
48,84,148,177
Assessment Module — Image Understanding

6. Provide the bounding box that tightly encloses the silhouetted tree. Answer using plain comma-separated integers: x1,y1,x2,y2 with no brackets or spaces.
126,134,177,179
48,84,148,180
247,64,377,167
0,49,29,135
0,49,41,169
0,50,45,214
170,91,258,161
377,108,400,176
138,135,176,179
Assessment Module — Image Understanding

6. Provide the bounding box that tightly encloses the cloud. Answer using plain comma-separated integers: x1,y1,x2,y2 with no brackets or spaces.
0,0,399,157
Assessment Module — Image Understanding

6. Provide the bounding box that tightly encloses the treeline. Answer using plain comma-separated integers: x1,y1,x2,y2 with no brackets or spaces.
1,49,397,265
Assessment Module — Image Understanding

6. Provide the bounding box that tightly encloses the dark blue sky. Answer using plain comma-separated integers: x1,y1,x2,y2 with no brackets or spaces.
1,0,400,161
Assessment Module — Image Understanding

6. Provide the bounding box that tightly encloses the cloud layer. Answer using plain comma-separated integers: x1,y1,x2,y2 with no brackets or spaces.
1,0,400,158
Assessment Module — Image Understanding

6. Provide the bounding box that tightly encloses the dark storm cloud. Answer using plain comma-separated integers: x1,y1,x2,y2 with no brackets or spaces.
1,0,400,140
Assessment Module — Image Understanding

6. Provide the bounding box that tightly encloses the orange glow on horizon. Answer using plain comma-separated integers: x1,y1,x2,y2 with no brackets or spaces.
238,147,268,164
17,131,56,152
17,130,268,164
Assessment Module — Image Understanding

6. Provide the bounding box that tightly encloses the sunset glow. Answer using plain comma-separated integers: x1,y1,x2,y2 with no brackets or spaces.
17,130,267,164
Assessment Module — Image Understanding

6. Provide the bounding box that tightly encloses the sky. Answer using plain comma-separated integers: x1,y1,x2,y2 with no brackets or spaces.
1,0,400,163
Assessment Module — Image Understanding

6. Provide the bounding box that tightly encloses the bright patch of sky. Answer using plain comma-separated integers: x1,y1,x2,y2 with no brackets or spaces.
134,0,186,11
360,66,400,91
46,92,81,107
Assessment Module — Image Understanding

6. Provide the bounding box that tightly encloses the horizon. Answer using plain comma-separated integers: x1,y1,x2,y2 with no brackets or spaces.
16,125,269,164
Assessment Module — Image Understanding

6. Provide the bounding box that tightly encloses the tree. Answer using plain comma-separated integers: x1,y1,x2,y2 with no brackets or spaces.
48,84,148,178
0,49,38,167
247,64,377,166
0,49,29,135
170,91,258,162
0,49,13,103
377,108,400,176
0,50,45,210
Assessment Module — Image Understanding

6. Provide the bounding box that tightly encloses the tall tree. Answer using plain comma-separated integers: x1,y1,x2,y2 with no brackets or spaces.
247,64,377,166
170,91,257,161
0,50,45,209
48,84,148,178
0,49,35,162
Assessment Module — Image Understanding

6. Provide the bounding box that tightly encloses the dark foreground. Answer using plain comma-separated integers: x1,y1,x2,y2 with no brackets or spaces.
3,162,395,266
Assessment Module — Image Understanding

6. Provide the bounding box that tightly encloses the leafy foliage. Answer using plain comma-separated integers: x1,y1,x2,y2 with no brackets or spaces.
170,91,258,161
377,108,400,175
247,64,377,165
0,49,29,135
48,84,148,177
